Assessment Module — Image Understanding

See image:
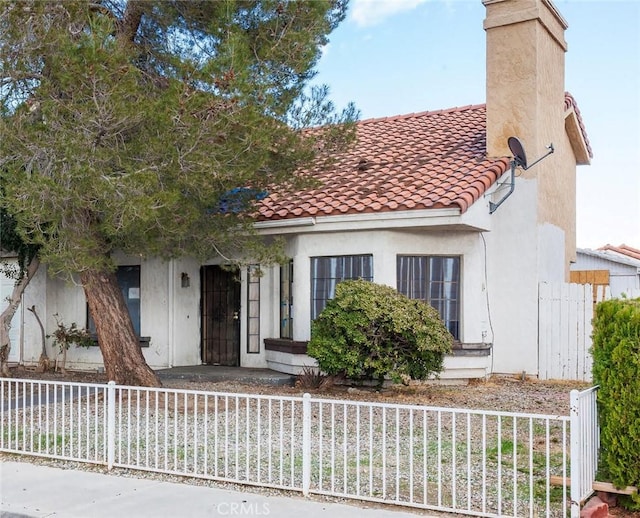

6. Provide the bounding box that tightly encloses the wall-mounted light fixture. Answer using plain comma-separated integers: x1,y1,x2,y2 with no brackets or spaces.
181,272,190,288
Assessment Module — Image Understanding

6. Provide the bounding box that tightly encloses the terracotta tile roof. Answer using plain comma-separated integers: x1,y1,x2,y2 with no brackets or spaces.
598,244,640,261
564,91,593,159
258,93,586,221
259,104,509,220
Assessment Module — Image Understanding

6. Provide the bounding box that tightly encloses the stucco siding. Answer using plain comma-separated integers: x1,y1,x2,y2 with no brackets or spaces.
284,229,489,348
537,223,566,282
1,260,22,363
169,257,202,367
485,178,540,375
24,257,193,371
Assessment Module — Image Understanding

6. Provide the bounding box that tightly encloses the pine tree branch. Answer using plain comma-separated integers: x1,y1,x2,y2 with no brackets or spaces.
116,1,145,44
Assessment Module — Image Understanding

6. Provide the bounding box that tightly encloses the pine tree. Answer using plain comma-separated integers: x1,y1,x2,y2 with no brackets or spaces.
0,1,356,386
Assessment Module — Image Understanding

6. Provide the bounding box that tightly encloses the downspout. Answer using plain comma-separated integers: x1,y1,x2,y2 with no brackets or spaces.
168,259,174,368
19,293,24,365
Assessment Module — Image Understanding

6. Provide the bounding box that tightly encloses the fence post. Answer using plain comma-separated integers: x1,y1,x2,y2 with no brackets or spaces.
302,393,311,497
107,381,116,470
570,389,581,518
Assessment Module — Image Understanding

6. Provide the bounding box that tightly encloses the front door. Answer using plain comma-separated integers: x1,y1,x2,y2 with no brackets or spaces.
201,265,241,366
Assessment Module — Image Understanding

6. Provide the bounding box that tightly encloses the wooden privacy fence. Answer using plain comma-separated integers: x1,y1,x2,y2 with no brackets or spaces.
538,282,610,382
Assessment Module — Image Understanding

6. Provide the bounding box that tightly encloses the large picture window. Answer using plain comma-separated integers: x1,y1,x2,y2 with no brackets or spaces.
397,256,460,339
88,265,141,337
310,255,373,320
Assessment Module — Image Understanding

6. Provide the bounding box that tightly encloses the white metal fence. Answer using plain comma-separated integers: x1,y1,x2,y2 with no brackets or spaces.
1,378,599,518
569,386,599,511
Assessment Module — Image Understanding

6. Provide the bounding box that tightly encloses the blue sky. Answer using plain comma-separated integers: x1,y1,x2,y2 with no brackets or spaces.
311,0,640,250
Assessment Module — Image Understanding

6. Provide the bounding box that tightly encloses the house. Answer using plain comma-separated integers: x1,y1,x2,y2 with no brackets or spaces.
571,246,640,299
9,0,591,380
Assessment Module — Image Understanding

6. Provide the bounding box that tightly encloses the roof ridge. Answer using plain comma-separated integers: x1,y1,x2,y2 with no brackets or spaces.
357,103,486,125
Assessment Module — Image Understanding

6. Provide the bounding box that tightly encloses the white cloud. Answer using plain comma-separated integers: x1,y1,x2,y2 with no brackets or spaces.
350,0,430,28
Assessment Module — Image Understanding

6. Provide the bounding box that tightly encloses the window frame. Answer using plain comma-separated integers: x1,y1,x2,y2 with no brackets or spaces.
310,254,373,321
396,255,461,340
279,260,293,339
247,265,261,354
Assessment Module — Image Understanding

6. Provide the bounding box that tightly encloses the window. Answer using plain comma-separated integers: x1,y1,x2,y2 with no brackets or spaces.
280,260,293,339
247,265,260,353
88,265,141,337
310,255,373,320
397,256,460,339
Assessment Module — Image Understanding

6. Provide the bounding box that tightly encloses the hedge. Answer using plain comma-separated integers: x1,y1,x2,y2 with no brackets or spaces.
591,297,640,508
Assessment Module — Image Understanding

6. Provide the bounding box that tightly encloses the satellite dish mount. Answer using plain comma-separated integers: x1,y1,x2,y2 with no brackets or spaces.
489,137,554,214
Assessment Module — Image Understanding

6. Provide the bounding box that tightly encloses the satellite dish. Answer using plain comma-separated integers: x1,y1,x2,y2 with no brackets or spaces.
508,136,528,169
490,137,555,214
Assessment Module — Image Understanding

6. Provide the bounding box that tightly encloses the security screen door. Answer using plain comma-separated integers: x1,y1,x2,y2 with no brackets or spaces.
201,265,240,366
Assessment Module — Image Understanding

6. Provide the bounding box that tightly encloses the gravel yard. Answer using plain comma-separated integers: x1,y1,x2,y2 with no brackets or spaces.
4,365,587,415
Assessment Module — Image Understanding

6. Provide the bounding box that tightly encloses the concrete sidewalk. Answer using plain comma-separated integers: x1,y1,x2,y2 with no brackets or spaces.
0,461,435,518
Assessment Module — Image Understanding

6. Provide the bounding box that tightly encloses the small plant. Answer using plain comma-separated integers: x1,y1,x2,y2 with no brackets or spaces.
295,365,334,390
48,314,94,374
307,280,452,387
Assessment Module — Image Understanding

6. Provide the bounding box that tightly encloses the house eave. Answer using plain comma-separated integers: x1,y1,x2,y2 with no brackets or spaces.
565,108,591,165
255,202,492,235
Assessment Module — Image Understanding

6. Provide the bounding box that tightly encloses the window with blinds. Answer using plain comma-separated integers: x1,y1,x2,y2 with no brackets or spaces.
397,256,460,339
310,255,373,321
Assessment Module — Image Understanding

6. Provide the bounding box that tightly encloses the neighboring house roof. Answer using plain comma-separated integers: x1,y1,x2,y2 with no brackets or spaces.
258,93,590,221
597,244,640,262
575,248,640,268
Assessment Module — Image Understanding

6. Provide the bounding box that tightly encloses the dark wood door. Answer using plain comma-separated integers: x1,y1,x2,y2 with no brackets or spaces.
201,265,241,366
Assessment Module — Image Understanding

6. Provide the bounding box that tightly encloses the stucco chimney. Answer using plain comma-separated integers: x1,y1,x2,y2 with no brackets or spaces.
483,0,568,174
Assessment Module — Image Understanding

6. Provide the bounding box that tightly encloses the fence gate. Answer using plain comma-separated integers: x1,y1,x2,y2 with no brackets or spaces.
538,282,609,382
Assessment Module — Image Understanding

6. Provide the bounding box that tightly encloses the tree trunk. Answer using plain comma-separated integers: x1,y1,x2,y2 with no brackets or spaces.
0,257,41,377
80,268,161,387
117,1,145,44
27,304,50,373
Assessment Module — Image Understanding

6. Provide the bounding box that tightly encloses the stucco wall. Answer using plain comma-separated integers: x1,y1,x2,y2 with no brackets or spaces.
170,257,202,367
485,178,541,375
282,229,491,346
537,223,566,282
1,260,22,363
485,0,577,279
22,257,201,371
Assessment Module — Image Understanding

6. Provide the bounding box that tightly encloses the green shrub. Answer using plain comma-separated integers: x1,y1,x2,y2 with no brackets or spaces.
306,280,453,386
591,297,640,508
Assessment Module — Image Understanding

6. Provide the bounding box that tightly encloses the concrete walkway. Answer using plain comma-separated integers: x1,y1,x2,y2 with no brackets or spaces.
156,365,296,386
0,461,436,518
